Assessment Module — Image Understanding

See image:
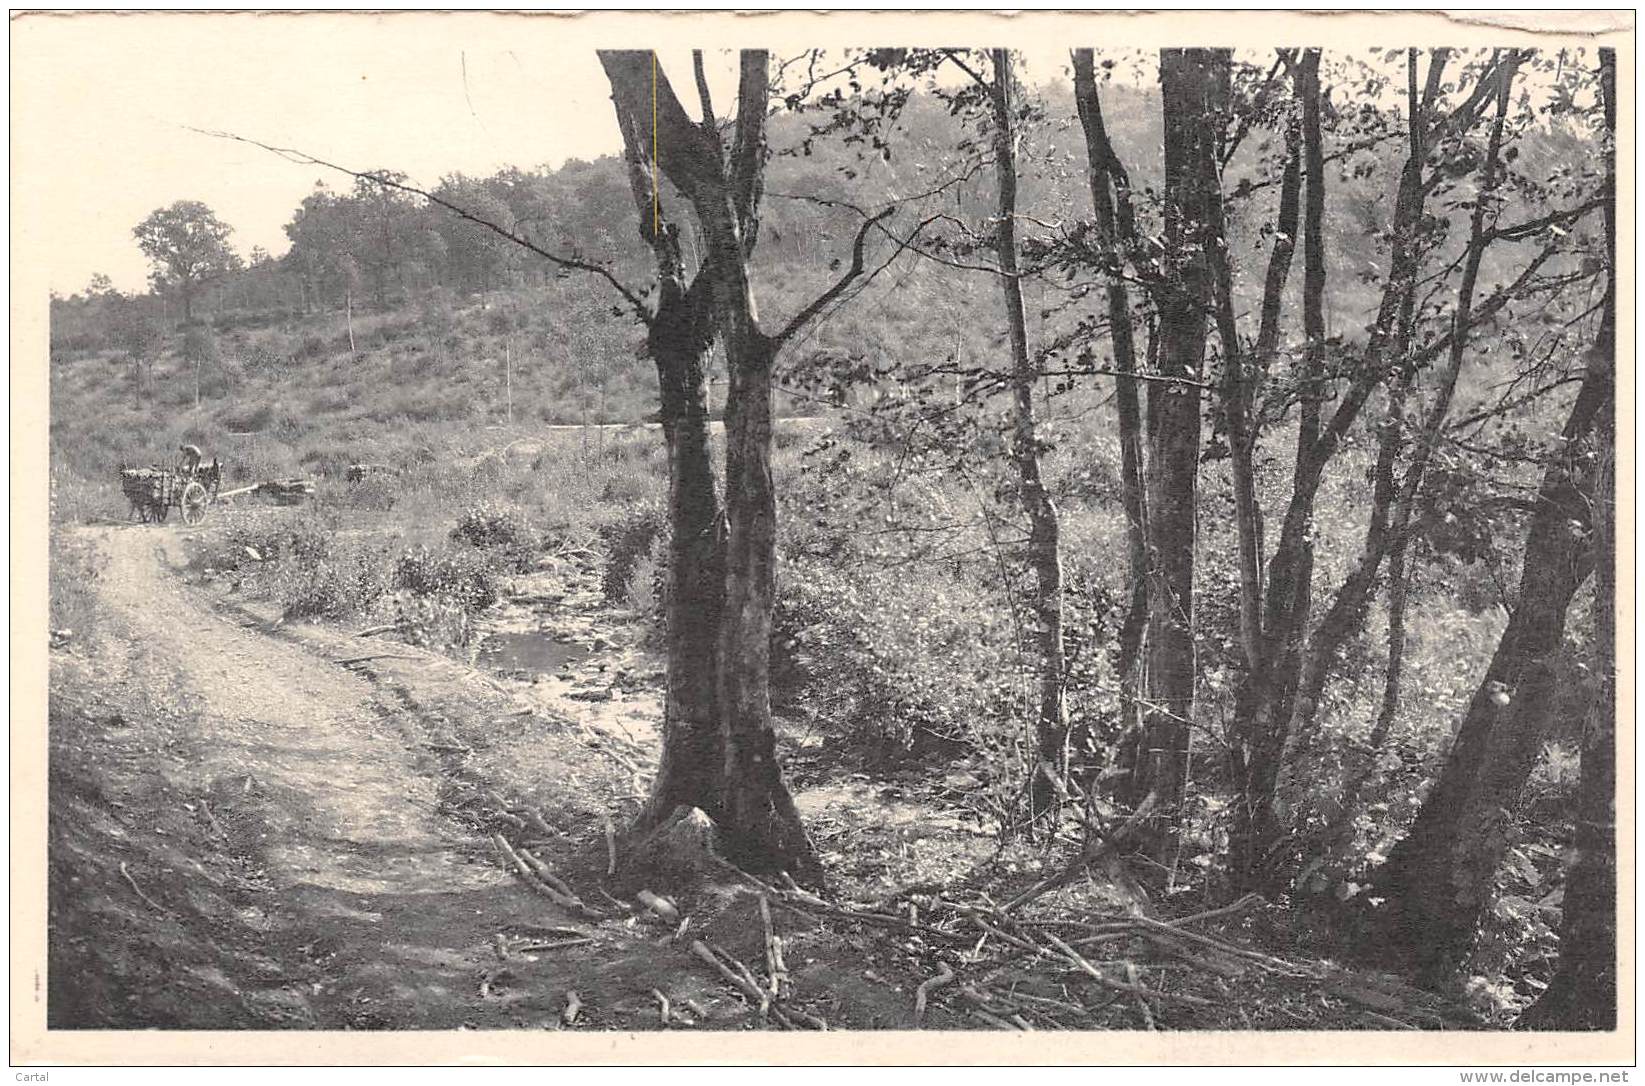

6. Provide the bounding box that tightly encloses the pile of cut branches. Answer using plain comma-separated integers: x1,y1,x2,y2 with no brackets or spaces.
748,872,1477,1031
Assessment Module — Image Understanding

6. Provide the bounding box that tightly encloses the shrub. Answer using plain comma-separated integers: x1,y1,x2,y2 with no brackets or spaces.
296,332,331,360
342,473,399,512
598,469,656,505
394,545,501,613
624,534,668,630
218,400,277,434
389,589,476,653
450,502,538,572
239,340,291,380
297,443,357,479
276,545,392,620
772,560,1005,771
599,501,667,604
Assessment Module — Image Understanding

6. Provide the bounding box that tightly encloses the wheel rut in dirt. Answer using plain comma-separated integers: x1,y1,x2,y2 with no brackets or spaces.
57,525,584,1028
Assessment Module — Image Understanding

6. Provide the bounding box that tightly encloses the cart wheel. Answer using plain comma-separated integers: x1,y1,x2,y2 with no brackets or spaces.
181,481,209,526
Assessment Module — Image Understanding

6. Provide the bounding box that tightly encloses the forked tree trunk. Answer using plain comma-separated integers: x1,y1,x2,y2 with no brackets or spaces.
990,48,1068,819
1220,49,1304,887
602,49,821,881
604,52,730,836
1286,52,1522,752
1227,49,1456,886
706,55,821,881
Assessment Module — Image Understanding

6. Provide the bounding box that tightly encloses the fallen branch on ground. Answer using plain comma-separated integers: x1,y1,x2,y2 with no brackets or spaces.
690,940,786,1028
914,961,955,1026
515,937,594,953
354,622,406,638
119,861,166,913
491,832,602,919
1040,932,1212,1007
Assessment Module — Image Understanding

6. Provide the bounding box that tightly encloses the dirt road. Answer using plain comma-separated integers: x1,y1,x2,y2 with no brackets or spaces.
47,524,630,1029
46,522,937,1032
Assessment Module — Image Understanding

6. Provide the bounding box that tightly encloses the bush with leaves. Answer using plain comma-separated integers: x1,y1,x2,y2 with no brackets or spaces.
393,544,502,613
450,501,538,571
599,500,666,604
389,589,478,654
773,558,1018,784
275,544,394,621
622,534,669,631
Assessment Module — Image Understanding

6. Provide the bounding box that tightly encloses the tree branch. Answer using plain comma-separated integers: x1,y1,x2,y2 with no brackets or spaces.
773,206,895,345
693,49,718,140
729,49,770,252
190,126,651,321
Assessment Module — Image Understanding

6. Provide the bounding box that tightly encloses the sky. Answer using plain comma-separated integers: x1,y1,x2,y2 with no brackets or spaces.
13,11,1613,297
14,12,1078,295
18,13,650,294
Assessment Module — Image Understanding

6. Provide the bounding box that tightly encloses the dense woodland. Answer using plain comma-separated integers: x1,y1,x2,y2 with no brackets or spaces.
49,47,1617,1030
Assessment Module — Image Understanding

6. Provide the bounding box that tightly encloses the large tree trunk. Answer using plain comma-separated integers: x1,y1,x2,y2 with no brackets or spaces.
604,63,729,833
1520,47,1618,1032
708,54,821,882
1371,372,1606,981
648,345,726,822
1071,49,1149,760
1371,52,1610,977
714,317,819,878
601,49,821,881
1519,448,1615,1029
1127,48,1222,856
991,48,1068,820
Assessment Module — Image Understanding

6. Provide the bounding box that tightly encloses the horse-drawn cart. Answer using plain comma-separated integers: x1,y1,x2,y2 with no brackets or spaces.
119,462,222,525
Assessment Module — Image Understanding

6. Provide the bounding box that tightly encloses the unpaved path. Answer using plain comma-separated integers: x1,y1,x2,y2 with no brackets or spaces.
48,522,936,1032
49,524,617,1029
94,525,506,903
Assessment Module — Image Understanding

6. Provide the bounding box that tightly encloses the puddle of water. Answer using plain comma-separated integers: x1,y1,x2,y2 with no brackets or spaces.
477,631,588,675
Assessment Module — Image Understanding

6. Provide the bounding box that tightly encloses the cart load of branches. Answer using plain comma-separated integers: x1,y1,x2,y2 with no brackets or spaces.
119,463,220,525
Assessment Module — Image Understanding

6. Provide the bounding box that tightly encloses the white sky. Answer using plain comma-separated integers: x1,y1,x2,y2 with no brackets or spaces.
13,11,1613,296
13,12,1073,295
18,13,645,293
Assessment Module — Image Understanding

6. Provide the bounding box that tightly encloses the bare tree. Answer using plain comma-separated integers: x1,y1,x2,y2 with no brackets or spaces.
984,48,1068,819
